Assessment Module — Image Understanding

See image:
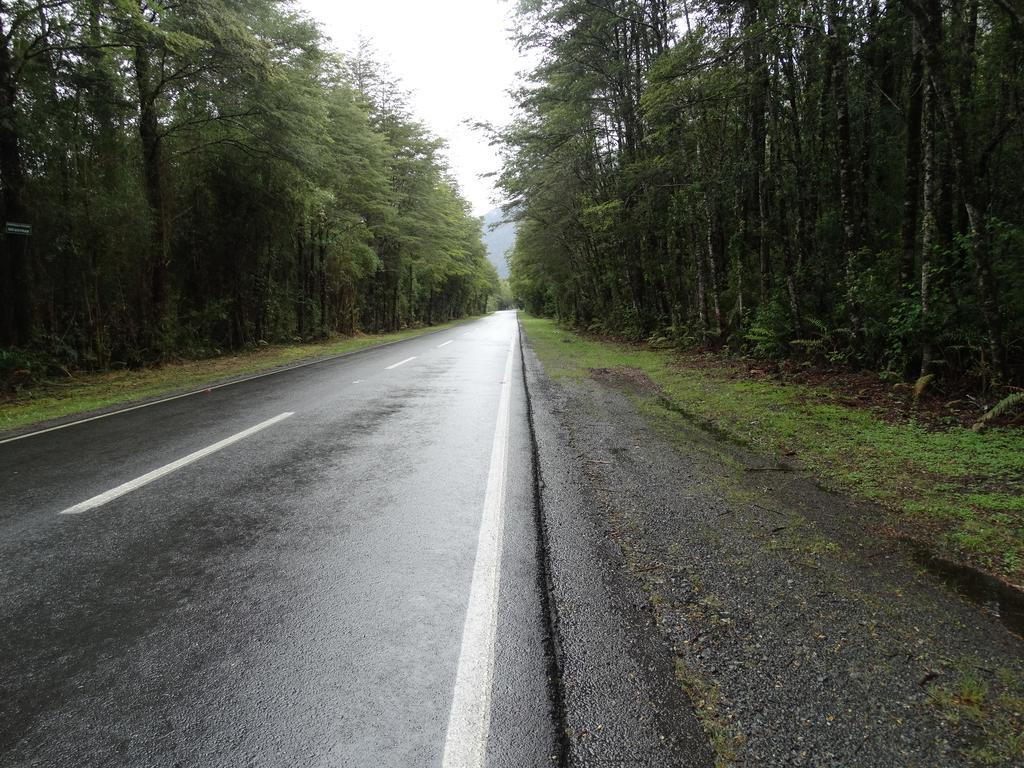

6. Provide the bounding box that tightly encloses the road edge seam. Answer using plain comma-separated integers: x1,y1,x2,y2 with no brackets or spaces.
517,318,571,766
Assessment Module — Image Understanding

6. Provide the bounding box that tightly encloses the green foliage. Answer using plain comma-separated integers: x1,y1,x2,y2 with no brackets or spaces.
0,348,52,391
0,2,494,366
789,318,852,367
973,393,1024,432
745,301,794,360
489,279,516,311
501,0,1024,388
884,297,924,375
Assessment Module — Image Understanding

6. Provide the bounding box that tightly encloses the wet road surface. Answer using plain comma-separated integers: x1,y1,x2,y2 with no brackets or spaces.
0,310,558,767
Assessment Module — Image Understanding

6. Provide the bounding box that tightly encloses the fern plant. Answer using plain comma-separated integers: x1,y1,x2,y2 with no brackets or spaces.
913,374,935,402
973,392,1024,431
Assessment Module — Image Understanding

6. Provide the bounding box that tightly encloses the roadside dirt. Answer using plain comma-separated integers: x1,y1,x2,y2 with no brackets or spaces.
527,345,1024,766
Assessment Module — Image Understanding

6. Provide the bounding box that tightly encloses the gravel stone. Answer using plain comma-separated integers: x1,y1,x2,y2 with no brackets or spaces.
524,338,1023,767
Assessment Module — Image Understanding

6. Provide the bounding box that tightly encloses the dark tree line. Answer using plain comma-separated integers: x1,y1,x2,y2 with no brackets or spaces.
0,1,496,371
501,0,1024,386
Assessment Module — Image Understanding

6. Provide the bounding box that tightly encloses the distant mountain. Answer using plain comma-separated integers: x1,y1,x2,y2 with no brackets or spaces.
481,208,516,279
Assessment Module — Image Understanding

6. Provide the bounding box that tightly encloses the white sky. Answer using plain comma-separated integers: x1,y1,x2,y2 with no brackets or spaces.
295,0,526,216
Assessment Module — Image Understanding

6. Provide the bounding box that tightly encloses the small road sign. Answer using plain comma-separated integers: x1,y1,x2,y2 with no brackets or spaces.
5,222,31,236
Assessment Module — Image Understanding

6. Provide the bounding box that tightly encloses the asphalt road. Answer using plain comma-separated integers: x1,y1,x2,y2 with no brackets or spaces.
0,310,558,767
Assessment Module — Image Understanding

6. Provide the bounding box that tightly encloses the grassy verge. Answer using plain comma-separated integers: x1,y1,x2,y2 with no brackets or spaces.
520,315,1024,587
0,317,477,434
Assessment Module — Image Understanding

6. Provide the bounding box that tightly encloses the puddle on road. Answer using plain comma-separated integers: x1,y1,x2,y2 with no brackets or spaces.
910,547,1024,637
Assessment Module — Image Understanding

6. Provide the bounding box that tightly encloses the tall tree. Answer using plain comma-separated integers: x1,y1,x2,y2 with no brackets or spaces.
0,0,495,374
503,0,1024,385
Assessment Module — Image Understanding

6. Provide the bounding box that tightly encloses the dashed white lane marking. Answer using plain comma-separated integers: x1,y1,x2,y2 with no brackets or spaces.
352,380,363,384
441,335,516,768
438,340,454,348
59,412,294,515
385,356,416,370
0,324,475,446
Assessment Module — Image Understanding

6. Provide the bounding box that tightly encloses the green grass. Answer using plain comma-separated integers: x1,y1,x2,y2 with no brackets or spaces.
925,661,1024,765
0,317,478,434
520,315,1024,585
674,658,746,768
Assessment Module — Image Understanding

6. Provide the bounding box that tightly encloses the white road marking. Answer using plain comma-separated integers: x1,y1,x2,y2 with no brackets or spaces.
441,335,516,768
352,380,363,384
438,340,454,348
0,322,477,446
385,356,416,370
59,412,294,515
0,385,229,446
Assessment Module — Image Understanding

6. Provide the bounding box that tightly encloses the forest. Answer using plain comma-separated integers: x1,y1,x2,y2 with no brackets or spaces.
0,0,497,373
501,0,1024,389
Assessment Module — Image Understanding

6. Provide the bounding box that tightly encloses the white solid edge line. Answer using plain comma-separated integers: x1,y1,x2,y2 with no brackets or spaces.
438,340,454,348
0,382,234,446
385,356,416,370
441,335,516,768
59,412,294,515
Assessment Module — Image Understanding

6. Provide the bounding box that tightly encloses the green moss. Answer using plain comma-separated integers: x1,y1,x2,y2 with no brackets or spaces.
0,317,477,433
521,315,1024,583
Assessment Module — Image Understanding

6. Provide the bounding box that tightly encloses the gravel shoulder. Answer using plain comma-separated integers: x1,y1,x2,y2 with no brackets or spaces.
522,332,1023,767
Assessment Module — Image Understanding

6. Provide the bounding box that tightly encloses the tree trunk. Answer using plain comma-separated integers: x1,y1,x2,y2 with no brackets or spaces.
133,44,170,355
900,22,925,288
920,81,937,377
296,226,306,338
0,33,32,346
734,254,745,329
319,226,327,337
743,0,771,305
694,230,709,341
901,0,1006,374
830,0,862,344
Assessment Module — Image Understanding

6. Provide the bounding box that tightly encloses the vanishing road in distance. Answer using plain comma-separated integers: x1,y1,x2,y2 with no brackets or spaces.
0,310,558,766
